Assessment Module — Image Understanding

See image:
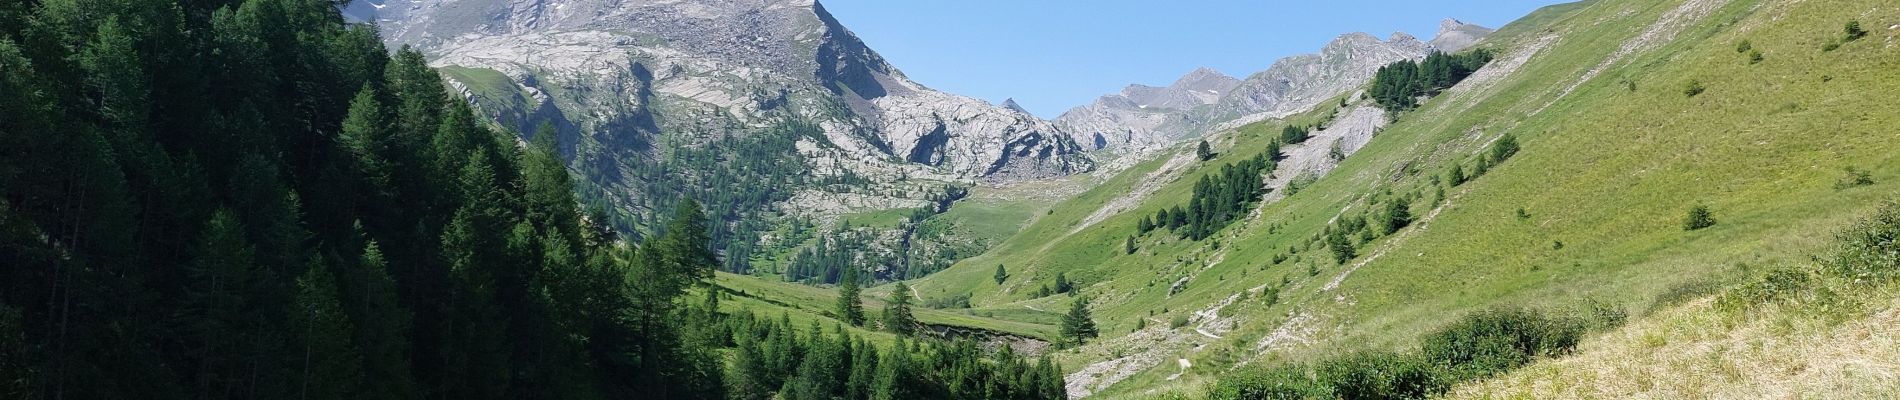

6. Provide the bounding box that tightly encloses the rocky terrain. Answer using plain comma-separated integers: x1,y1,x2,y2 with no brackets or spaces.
1058,24,1492,152
363,0,1089,222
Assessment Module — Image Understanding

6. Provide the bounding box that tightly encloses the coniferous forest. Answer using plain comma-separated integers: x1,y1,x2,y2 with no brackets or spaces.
0,0,1060,399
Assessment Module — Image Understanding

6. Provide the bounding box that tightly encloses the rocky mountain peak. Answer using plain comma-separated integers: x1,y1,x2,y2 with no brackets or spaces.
1002,98,1031,114
1431,18,1494,52
1173,67,1239,90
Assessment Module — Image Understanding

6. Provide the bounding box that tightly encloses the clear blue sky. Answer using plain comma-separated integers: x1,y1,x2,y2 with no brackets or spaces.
819,0,1570,118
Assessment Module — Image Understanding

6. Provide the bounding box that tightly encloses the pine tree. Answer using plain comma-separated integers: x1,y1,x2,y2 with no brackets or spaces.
1054,272,1072,294
1196,140,1214,161
993,264,1008,285
523,122,580,239
871,338,913,400
883,282,917,336
347,241,419,400
290,257,366,400
845,338,878,400
1060,296,1099,347
1137,215,1154,234
1125,236,1137,255
341,85,395,194
836,267,864,326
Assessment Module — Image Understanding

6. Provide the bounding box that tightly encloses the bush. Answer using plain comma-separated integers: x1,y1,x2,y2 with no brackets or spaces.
1420,308,1585,381
1683,80,1705,97
923,293,972,309
1845,21,1867,41
1825,200,1900,281
1316,352,1442,400
1683,205,1717,231
1716,267,1816,311
1169,314,1190,329
1835,166,1874,190
1210,364,1321,400
1735,39,1752,53
1747,49,1764,64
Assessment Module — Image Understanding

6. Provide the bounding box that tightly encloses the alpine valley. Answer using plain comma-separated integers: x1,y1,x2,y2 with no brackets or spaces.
2,0,1898,399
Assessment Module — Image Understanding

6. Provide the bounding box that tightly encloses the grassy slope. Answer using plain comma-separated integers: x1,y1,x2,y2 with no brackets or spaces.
906,0,1900,396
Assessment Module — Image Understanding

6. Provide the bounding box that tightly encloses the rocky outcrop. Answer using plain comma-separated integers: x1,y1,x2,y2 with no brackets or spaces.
1054,67,1239,150
1207,32,1432,131
369,0,1087,186
1431,18,1496,53
1060,24,1490,151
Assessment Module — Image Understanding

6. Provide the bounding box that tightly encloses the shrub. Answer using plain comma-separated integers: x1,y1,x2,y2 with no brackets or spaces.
1420,308,1585,381
1210,364,1321,400
1683,205,1717,231
1735,39,1752,53
1747,49,1764,64
1169,314,1190,329
1683,80,1705,97
1835,166,1874,190
1716,267,1816,311
1823,40,1841,52
1316,351,1442,400
1649,279,1723,311
1845,21,1867,41
1825,200,1900,281
924,293,972,309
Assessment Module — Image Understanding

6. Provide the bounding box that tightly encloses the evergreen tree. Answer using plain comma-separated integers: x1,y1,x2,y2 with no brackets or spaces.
1125,236,1138,255
994,264,1008,285
845,338,878,400
1054,272,1073,294
1381,198,1413,235
836,267,864,326
883,282,917,336
290,257,367,400
1060,296,1100,347
871,338,914,400
347,241,419,400
1196,140,1214,160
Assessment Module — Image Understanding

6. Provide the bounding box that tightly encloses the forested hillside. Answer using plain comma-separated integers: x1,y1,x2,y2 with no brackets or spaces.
0,0,1058,399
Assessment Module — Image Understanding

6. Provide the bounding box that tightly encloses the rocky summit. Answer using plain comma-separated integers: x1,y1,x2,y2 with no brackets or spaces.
362,0,1089,218
1059,28,1489,152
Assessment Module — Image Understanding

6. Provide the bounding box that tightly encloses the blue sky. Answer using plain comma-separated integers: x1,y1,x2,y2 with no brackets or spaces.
819,0,1570,118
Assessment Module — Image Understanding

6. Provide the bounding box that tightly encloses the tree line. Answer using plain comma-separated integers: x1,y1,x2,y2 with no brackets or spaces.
1367,50,1495,112
1139,152,1276,241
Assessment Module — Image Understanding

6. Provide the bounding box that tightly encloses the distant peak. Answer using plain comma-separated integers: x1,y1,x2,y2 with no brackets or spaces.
1173,67,1237,87
1440,18,1468,31
1001,98,1031,114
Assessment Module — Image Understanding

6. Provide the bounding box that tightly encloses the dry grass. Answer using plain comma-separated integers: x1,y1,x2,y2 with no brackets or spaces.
1450,289,1900,399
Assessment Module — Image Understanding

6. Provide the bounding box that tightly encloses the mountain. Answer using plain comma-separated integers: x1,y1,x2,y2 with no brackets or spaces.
1431,18,1496,52
1055,67,1241,150
895,0,1900,397
365,0,1090,223
1058,28,1492,152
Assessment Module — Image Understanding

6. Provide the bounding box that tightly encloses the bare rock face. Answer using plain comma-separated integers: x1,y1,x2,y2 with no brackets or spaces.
1431,18,1496,53
1055,67,1240,150
367,0,1088,193
1206,32,1432,130
1061,24,1490,151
